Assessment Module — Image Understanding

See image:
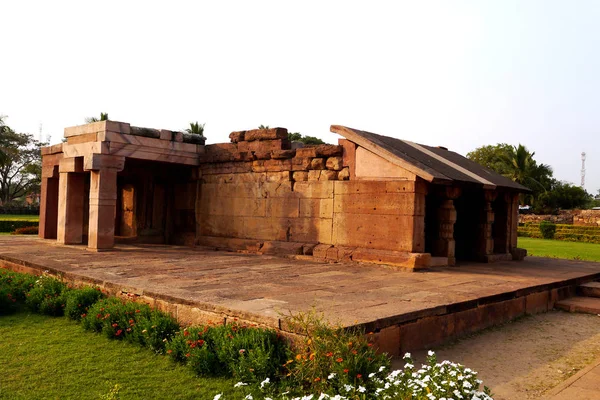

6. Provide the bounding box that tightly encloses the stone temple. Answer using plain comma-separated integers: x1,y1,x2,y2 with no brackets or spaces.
39,121,528,270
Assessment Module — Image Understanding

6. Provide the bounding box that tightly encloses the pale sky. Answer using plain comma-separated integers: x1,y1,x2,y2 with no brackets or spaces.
2,1,599,194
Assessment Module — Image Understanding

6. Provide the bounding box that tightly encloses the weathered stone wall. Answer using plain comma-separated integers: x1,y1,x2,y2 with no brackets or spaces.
519,209,600,226
195,127,425,267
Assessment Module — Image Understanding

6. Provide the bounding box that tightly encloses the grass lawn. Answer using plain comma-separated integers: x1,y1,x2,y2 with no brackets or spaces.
0,214,39,221
0,312,236,400
519,237,600,262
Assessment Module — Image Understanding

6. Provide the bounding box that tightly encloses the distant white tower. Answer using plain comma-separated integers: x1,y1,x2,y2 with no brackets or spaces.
581,152,586,189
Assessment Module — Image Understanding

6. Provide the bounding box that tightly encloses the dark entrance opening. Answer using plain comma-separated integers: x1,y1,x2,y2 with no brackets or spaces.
454,187,484,261
424,192,441,256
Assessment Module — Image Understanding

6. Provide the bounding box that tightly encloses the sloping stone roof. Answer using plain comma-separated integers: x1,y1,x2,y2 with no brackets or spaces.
331,125,530,192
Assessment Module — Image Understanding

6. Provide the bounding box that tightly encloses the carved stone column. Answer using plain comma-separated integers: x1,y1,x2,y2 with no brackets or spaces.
477,190,497,261
85,154,125,251
433,187,461,265
57,158,85,244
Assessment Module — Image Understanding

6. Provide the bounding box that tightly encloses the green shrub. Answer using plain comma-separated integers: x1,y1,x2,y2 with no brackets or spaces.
130,311,180,353
0,220,38,233
82,298,179,353
281,309,390,394
167,323,288,383
25,275,69,316
539,221,557,239
11,226,39,235
64,287,105,321
0,270,37,314
82,298,152,339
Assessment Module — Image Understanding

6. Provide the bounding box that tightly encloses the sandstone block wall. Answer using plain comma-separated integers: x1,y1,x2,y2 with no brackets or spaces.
195,128,424,263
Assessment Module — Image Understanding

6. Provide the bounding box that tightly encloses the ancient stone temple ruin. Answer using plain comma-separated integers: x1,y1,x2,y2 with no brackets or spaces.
39,121,528,269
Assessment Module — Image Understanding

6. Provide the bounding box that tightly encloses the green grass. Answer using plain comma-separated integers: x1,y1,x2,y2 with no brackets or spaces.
519,237,600,262
0,312,236,400
0,214,39,221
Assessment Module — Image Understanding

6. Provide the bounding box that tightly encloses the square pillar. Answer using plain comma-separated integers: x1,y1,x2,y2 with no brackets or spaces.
39,166,59,239
57,172,86,244
432,187,461,265
477,190,497,261
88,168,118,250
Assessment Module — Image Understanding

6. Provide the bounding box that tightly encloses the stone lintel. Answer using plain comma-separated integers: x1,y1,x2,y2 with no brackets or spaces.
64,121,131,138
84,154,125,172
58,157,84,173
41,143,64,156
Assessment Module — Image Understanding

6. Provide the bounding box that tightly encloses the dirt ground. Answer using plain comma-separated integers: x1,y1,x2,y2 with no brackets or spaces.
392,310,600,400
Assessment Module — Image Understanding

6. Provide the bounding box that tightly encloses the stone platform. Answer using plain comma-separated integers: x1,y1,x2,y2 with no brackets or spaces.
2,236,600,355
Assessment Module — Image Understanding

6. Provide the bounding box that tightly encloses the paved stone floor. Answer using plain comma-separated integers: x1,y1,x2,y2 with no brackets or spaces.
2,236,600,329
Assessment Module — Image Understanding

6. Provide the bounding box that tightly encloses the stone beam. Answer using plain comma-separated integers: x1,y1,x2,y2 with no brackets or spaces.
84,154,125,171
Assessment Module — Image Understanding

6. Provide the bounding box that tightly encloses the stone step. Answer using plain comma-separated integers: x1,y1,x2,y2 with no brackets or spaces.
555,296,600,315
577,281,600,298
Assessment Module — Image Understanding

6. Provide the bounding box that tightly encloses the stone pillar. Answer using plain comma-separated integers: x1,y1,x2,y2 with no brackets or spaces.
85,154,125,251
39,165,59,239
57,158,85,244
433,187,461,265
477,190,497,261
493,193,511,254
411,179,429,253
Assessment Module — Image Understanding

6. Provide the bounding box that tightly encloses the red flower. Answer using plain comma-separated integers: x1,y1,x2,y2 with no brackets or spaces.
185,353,191,358
325,352,333,357
184,331,190,337
343,369,349,373
112,323,118,328
314,377,321,382
115,330,123,336
356,374,362,379
198,339,205,346
167,350,172,354
336,358,343,363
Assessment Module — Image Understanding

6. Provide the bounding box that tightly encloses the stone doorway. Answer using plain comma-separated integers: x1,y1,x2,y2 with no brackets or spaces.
454,187,484,262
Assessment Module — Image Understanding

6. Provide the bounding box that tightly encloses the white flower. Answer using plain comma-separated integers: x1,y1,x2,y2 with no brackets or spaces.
213,395,222,400
463,380,472,389
234,382,248,388
404,363,414,369
244,395,253,400
403,352,412,359
358,386,366,393
379,365,386,372
368,372,376,378
328,372,336,379
428,350,435,357
260,377,270,388
344,384,353,392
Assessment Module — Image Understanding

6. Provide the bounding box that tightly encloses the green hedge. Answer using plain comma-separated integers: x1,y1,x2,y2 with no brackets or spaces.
0,220,39,233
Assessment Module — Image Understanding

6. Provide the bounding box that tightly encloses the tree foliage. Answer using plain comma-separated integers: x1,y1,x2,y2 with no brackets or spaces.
468,143,592,212
0,117,44,204
288,132,326,145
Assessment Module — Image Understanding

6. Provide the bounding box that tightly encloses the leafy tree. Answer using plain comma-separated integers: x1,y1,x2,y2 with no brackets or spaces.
466,144,513,175
288,132,326,145
85,113,109,123
185,121,205,137
0,117,44,204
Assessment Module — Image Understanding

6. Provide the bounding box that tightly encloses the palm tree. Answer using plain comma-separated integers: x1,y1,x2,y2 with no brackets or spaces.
503,144,552,205
85,113,109,123
258,125,270,129
186,121,205,137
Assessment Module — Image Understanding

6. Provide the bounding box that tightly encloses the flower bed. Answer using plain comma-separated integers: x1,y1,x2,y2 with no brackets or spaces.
0,269,494,399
